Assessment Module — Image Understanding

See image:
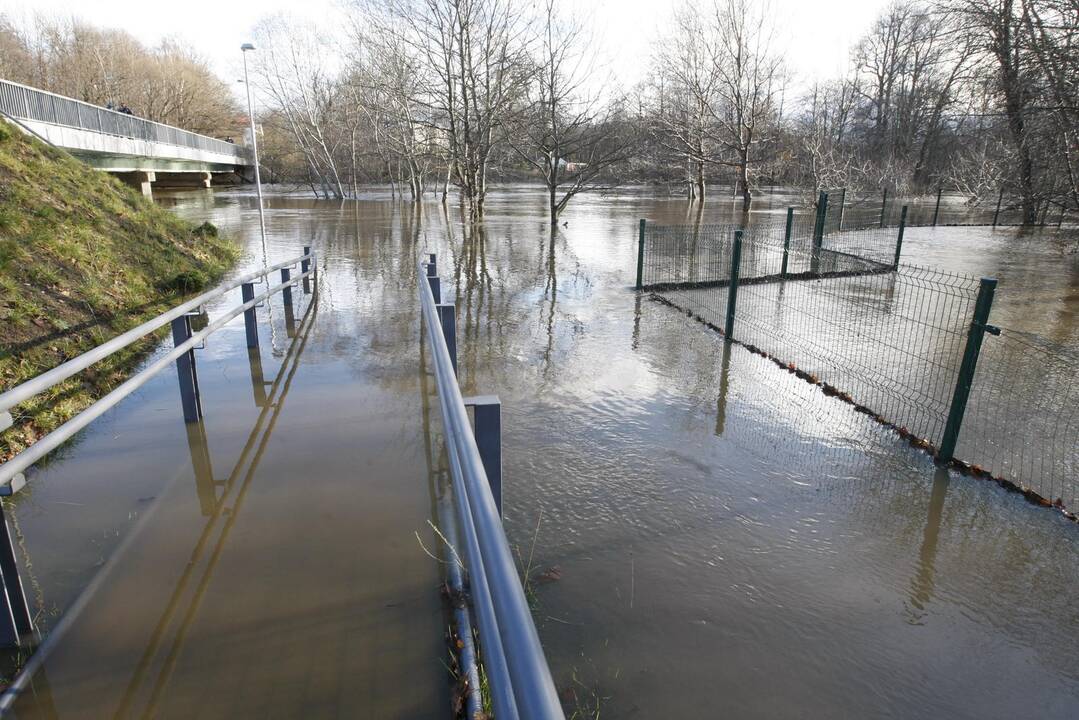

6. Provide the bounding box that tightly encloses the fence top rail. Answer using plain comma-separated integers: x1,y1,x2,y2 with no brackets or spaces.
0,253,313,416
0,254,316,493
418,257,563,720
0,77,247,159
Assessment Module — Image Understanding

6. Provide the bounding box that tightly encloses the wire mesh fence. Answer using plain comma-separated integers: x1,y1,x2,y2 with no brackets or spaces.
819,187,1074,230
640,217,1078,516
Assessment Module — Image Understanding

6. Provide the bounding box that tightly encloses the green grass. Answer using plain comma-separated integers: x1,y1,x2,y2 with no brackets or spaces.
0,117,239,461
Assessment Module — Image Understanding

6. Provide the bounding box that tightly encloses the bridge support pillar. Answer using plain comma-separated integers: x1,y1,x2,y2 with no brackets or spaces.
119,171,155,199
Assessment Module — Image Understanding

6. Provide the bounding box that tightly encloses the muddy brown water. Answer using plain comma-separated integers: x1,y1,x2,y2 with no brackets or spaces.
4,185,1078,718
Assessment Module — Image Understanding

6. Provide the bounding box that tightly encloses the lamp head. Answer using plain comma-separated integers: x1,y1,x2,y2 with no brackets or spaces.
241,43,255,51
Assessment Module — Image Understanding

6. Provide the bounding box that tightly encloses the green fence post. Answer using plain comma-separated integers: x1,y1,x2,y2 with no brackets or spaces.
635,218,645,290
932,186,943,226
992,188,1003,227
894,205,908,269
781,207,794,277
724,230,743,339
880,188,888,228
811,191,828,248
938,277,997,462
837,187,846,231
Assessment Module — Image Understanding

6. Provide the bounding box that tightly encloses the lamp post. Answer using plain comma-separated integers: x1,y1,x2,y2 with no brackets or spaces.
240,43,267,248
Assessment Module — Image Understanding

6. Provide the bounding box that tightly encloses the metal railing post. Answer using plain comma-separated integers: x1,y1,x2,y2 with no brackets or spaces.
932,186,943,226
880,188,888,228
241,282,259,348
280,268,292,308
812,192,827,274
894,205,908,269
993,187,1004,227
301,246,312,295
636,219,646,290
436,303,457,375
427,253,437,278
170,315,203,422
837,187,846,231
0,502,35,647
465,396,503,517
781,207,793,277
724,230,743,339
938,277,998,462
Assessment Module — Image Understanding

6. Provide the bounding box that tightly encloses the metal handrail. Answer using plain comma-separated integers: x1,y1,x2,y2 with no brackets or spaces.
0,253,316,493
0,78,248,161
418,257,563,720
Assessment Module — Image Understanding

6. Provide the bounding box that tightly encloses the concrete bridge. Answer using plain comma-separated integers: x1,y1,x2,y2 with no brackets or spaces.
0,78,250,198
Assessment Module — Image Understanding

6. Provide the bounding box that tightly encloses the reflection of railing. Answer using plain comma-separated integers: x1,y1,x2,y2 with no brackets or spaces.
0,78,249,161
0,249,316,648
419,254,563,720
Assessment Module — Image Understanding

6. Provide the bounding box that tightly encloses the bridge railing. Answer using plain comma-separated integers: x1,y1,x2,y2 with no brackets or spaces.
0,78,249,162
419,254,564,720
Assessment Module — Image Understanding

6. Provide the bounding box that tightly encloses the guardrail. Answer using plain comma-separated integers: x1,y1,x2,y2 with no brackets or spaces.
419,254,563,720
0,78,248,162
0,248,316,648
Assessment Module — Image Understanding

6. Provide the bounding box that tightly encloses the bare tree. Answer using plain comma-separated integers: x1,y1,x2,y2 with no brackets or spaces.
510,0,634,223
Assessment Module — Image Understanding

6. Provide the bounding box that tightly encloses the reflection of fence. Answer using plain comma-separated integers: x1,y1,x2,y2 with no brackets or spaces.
637,217,1078,518
0,78,248,161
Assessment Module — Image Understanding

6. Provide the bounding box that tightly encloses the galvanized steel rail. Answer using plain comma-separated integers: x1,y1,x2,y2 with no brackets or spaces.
0,78,248,161
419,255,564,720
0,249,315,649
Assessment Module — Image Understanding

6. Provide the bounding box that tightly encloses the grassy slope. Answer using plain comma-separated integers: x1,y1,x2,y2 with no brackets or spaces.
0,118,238,460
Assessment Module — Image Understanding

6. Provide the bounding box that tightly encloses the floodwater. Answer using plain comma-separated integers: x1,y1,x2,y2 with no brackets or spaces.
4,185,1078,718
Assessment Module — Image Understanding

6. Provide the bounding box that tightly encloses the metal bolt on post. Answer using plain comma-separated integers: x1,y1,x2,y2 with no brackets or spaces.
724,230,743,339
938,277,998,462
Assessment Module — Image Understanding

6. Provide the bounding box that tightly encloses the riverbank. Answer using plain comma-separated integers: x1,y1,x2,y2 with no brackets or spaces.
0,119,238,461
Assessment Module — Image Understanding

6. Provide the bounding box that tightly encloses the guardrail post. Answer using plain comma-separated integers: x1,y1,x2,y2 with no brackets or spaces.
894,205,908,269
938,277,997,462
170,315,203,422
280,268,292,309
992,188,1003,227
0,502,35,647
241,282,259,349
302,246,312,295
636,219,646,290
464,396,502,517
932,186,943,226
436,303,457,375
781,207,793,277
880,188,888,228
724,230,743,339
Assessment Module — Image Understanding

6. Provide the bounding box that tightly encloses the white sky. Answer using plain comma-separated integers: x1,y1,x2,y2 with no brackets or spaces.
1,0,889,93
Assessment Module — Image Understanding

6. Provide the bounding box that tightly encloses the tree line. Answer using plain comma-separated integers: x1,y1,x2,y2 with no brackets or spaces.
2,1,1076,225
0,15,243,139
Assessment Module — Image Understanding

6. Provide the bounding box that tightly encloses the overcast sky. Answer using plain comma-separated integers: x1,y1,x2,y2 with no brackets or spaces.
1,0,891,92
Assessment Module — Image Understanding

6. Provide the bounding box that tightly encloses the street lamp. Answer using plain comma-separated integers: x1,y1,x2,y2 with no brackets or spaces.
240,42,267,248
